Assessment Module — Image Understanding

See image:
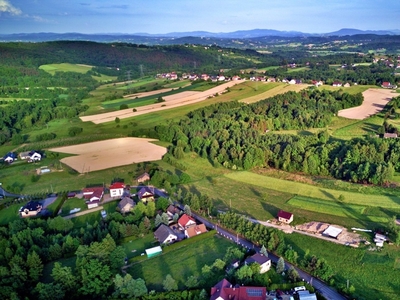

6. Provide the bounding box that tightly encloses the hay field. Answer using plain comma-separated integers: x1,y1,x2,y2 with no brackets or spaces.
240,83,310,104
338,88,399,119
49,137,167,173
80,81,240,124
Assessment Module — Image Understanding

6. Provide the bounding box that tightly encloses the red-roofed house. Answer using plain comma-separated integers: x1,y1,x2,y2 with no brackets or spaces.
210,278,266,300
381,81,398,89
277,210,294,224
110,182,125,198
178,214,196,229
83,187,104,209
332,81,342,87
185,224,207,238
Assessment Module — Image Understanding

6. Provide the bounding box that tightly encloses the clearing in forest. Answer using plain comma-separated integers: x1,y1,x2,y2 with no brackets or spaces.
49,137,166,173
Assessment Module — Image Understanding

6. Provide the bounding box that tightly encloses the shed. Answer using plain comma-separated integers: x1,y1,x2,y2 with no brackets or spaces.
145,246,162,258
322,226,343,239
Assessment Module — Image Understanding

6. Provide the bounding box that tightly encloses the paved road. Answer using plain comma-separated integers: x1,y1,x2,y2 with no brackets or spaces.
0,186,23,198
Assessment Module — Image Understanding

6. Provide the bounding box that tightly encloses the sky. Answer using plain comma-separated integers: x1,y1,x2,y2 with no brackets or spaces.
1,0,399,34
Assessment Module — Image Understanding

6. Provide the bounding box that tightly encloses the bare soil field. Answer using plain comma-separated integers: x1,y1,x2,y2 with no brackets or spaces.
338,88,399,119
49,137,167,173
80,81,241,124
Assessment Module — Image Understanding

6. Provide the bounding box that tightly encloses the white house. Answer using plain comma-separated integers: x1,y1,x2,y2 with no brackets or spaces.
20,151,41,162
109,182,124,198
154,224,178,244
82,186,104,209
244,253,271,274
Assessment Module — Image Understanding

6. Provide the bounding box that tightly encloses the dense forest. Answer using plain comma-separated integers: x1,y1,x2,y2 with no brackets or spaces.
159,90,400,185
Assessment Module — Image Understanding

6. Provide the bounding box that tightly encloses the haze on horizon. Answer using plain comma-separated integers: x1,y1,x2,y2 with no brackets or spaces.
1,0,399,35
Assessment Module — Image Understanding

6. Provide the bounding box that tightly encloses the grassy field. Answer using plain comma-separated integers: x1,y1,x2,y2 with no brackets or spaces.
120,234,158,260
287,195,388,223
59,197,87,216
128,234,236,291
225,171,400,209
39,63,117,82
285,232,400,300
240,83,310,104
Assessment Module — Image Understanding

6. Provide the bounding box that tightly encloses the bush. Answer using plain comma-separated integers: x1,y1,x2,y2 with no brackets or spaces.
68,127,83,137
120,104,128,109
35,132,57,142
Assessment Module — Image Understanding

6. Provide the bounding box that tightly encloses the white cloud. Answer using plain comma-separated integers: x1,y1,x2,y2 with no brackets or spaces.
0,0,22,15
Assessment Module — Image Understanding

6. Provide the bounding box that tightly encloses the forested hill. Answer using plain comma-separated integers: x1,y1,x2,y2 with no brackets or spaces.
158,90,400,185
0,41,281,78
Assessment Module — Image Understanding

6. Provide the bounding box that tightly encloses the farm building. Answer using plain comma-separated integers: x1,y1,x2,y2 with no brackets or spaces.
145,246,162,258
322,226,343,239
277,210,294,224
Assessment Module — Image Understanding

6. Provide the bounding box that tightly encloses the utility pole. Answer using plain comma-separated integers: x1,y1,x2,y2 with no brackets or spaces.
139,65,144,77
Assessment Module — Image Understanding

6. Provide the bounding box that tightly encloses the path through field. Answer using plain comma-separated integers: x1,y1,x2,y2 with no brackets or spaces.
338,88,399,119
80,81,242,124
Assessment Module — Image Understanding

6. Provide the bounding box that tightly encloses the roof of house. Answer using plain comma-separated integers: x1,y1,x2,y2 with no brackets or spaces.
118,197,134,209
110,182,125,189
382,81,391,86
245,253,270,266
186,224,207,237
298,291,317,300
277,210,293,220
210,279,266,300
167,204,180,215
136,172,150,182
384,133,398,138
3,152,17,159
83,187,104,200
178,214,196,227
22,201,42,212
154,224,177,243
137,186,154,198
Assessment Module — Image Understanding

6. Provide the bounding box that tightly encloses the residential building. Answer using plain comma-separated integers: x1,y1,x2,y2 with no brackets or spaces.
20,201,42,217
185,224,207,238
110,182,125,198
210,278,266,300
20,150,41,162
277,210,294,224
137,186,155,203
136,172,151,183
244,253,271,274
83,186,104,209
178,214,196,229
154,224,178,244
3,152,17,163
118,197,135,213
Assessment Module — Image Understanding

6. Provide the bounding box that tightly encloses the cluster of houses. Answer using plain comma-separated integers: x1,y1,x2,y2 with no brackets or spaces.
2,150,42,164
157,72,243,82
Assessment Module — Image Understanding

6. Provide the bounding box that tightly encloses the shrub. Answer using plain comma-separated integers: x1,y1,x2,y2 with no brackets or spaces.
68,127,83,137
120,104,128,109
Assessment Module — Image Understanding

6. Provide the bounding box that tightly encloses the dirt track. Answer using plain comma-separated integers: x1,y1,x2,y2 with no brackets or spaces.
80,81,242,124
338,88,399,119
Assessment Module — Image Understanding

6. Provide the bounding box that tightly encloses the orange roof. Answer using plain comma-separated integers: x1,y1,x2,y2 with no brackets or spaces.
186,224,207,237
178,214,196,227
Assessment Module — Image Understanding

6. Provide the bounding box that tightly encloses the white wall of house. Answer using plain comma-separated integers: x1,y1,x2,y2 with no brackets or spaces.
110,188,124,198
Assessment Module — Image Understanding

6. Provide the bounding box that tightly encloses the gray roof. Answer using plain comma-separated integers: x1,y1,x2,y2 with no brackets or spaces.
154,224,177,243
298,291,317,300
245,253,270,265
118,197,134,210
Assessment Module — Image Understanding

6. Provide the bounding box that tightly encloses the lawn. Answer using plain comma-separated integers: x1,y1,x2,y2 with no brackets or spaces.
225,171,400,208
59,197,87,216
120,233,158,259
128,234,237,291
240,83,310,104
285,232,400,300
0,201,23,226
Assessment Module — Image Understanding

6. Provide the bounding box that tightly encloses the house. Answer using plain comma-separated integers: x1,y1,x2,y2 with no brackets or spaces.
384,133,398,138
154,224,178,244
210,278,266,300
311,80,323,87
137,186,154,203
178,214,196,229
20,150,41,162
381,82,398,89
343,82,351,88
297,290,317,300
295,79,302,84
231,75,241,81
3,152,17,163
244,253,271,274
166,204,180,218
185,223,207,238
109,182,124,198
82,186,104,209
277,210,294,224
136,172,151,183
288,79,296,85
118,197,135,214
20,201,42,217
332,81,342,87
267,77,276,82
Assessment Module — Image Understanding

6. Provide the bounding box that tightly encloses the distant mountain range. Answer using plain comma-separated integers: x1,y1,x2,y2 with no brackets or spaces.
0,28,399,42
